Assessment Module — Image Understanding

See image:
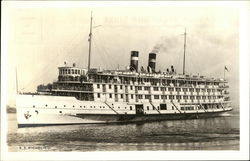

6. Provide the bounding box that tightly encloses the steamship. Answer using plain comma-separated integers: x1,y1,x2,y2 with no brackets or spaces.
16,13,232,127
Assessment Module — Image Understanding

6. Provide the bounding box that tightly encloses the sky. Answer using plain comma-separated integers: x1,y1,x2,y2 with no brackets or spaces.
3,1,240,107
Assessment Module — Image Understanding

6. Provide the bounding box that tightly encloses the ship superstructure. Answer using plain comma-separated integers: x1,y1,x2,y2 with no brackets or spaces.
16,13,232,127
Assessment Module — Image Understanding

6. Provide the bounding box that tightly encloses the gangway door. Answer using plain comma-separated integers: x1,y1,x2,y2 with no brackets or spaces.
135,104,144,115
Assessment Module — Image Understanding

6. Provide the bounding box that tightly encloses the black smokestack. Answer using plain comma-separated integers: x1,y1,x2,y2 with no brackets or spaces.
130,51,139,72
148,53,156,73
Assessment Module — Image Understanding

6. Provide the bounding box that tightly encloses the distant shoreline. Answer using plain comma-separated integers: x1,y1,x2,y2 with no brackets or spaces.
6,105,16,113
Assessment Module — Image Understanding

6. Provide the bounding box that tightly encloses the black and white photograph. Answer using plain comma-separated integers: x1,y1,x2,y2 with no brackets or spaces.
1,1,249,160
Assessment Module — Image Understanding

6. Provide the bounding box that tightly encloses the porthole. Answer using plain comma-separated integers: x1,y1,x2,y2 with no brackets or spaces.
64,105,66,107
59,111,62,113
55,106,57,109
33,105,35,108
45,104,48,107
80,106,82,108
73,105,75,107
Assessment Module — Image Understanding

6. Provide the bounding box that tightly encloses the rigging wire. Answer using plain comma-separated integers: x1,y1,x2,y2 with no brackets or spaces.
20,32,83,91
92,36,111,69
187,35,202,75
94,28,116,69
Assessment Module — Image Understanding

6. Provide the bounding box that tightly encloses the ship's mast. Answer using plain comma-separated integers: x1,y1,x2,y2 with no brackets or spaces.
87,11,93,71
183,29,187,75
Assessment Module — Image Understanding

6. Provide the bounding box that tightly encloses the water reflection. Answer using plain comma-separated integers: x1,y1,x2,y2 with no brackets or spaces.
7,113,239,151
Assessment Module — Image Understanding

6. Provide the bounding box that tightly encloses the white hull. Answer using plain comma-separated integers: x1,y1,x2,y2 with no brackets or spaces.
16,94,232,127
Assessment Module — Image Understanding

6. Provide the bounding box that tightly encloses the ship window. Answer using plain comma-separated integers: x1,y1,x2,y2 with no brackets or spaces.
45,104,48,107
94,106,95,108
121,94,123,98
55,106,57,108
202,96,206,99
64,105,66,107
130,86,133,90
103,106,105,108
207,89,211,92
90,106,92,108
144,87,150,90
80,106,82,108
183,88,188,92
118,106,120,109
168,87,174,91
130,106,133,110
189,88,194,92
196,88,200,92
147,106,149,110
125,107,127,109
138,86,142,90
72,70,74,74
153,87,159,91
84,106,86,108
161,87,166,91
154,95,159,99
131,94,134,99
97,93,100,98
68,69,71,74
75,69,77,74
97,84,100,88
145,95,150,99
109,94,112,98
73,105,75,107
33,105,35,108
109,85,112,89
175,88,181,92
120,85,123,89
59,111,62,113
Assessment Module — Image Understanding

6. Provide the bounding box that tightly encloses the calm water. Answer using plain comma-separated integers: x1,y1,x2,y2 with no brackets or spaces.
7,111,239,151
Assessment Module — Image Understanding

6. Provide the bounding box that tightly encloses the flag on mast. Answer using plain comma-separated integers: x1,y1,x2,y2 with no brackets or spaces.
225,66,229,72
